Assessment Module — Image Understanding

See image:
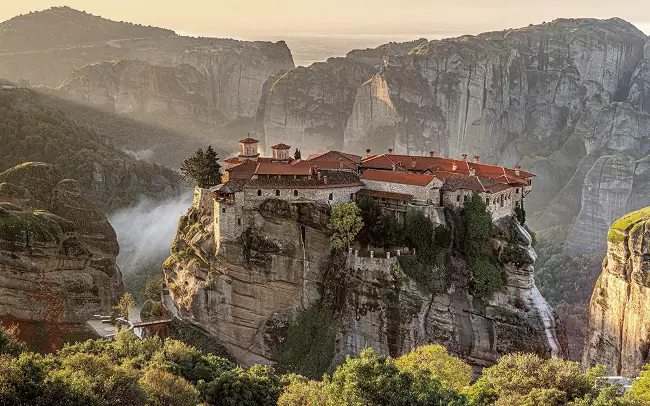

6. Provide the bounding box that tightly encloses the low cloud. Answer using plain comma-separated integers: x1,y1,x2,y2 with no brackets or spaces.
109,192,193,273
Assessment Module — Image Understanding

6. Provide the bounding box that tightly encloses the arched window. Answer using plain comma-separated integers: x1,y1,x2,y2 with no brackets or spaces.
464,194,469,202
328,193,333,201
257,189,262,196
276,190,280,197
485,197,490,205
456,194,460,202
293,190,298,197
500,194,504,207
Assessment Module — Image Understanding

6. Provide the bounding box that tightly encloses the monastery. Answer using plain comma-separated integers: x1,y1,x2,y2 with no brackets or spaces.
210,137,533,248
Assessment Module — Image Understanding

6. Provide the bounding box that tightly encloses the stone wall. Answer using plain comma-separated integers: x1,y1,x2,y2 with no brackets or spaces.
243,185,363,207
362,179,440,202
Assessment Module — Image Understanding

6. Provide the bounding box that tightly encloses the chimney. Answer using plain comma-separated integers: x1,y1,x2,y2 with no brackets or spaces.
339,158,344,169
429,151,435,158
388,148,393,154
317,171,322,181
474,155,479,164
411,157,416,169
452,162,458,171
323,175,328,185
515,165,521,176
461,154,467,161
366,148,371,158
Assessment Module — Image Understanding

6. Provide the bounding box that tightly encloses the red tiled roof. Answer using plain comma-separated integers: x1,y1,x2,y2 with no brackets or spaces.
360,169,436,187
239,137,259,144
307,151,362,164
357,189,412,201
361,154,534,184
255,162,313,176
226,160,258,180
271,143,291,149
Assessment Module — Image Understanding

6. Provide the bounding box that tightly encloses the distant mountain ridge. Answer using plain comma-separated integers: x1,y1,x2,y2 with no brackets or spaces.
0,6,174,52
0,84,181,212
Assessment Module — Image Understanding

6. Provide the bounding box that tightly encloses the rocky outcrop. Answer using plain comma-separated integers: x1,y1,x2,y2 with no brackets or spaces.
0,162,123,323
57,40,294,126
252,40,428,155
583,207,650,377
163,188,561,370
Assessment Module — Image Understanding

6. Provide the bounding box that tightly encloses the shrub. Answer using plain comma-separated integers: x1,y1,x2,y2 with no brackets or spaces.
466,353,600,405
328,202,363,250
139,368,199,406
327,348,469,405
395,345,472,392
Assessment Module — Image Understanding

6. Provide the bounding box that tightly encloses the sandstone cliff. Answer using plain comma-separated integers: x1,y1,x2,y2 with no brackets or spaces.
57,39,294,126
162,189,561,371
583,207,650,377
251,39,427,155
0,162,123,323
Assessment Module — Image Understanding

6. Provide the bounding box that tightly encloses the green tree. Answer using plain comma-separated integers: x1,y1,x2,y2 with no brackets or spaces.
395,345,472,392
294,148,301,160
626,364,650,404
470,257,506,298
327,348,469,405
356,196,381,247
180,146,222,188
328,202,363,250
139,368,199,406
197,365,282,406
462,193,493,258
404,208,436,263
466,353,601,405
114,292,136,320
277,375,328,406
145,275,165,302
0,324,27,357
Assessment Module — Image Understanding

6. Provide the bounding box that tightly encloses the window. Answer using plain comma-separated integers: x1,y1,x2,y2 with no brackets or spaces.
294,190,298,197
257,189,262,196
237,219,241,226
456,194,460,202
328,193,333,201
485,197,490,205
350,193,354,200
500,195,504,207
464,195,469,202
222,207,226,213
276,190,280,197
516,188,519,194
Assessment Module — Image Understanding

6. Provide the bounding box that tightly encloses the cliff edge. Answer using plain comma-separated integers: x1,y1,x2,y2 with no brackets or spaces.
583,207,650,377
163,188,562,373
0,162,123,323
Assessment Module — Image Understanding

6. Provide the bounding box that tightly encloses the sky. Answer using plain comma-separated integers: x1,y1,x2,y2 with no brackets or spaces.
1,1,649,38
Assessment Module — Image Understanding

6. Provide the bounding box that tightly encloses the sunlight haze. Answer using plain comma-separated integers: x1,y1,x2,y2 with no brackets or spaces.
2,0,649,38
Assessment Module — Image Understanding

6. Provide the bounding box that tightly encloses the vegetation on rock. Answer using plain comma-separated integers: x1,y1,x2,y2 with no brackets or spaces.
328,202,363,250
607,206,650,243
463,194,506,297
0,88,180,212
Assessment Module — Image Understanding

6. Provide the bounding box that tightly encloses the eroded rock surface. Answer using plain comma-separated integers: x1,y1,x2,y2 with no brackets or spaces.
0,162,123,323
163,188,561,370
583,207,650,377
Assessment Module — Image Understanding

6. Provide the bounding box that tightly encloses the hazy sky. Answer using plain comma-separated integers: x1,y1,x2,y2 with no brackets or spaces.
2,1,649,38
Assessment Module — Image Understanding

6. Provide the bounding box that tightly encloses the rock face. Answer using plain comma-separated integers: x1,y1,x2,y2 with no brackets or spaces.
163,188,561,370
0,162,123,323
58,40,294,126
583,207,650,377
253,18,650,262
252,39,427,155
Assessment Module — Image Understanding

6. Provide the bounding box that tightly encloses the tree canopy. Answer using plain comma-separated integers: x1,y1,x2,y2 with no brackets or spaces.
180,146,222,188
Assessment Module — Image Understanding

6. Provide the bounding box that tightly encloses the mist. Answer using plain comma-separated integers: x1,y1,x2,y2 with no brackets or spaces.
109,192,193,274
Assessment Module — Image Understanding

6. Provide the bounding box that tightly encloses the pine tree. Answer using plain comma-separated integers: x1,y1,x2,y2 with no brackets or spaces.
180,146,222,188
294,148,301,160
